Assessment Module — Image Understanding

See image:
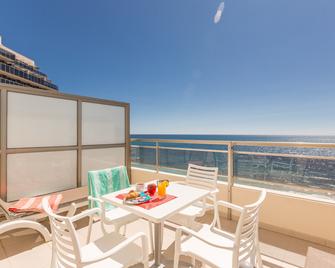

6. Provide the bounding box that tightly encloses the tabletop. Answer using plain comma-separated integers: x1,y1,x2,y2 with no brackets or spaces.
101,182,211,223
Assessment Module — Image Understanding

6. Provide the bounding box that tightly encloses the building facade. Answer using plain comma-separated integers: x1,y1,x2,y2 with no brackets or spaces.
0,36,58,91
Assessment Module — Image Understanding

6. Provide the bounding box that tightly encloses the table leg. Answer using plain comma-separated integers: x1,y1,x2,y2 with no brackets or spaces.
154,222,162,266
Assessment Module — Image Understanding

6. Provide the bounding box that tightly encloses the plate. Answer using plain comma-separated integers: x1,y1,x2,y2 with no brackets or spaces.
124,194,151,205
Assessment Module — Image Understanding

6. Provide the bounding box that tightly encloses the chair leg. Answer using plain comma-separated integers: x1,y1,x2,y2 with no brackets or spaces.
121,224,127,236
174,228,182,268
213,201,222,229
50,239,57,268
161,223,164,247
250,252,256,268
143,259,149,268
86,215,94,244
191,256,196,267
173,252,180,268
255,228,263,268
50,255,57,268
148,222,154,253
256,247,263,268
114,224,121,234
141,234,149,268
99,220,110,236
215,209,222,230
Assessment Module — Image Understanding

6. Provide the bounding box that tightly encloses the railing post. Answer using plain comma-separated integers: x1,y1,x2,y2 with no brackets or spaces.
227,142,234,220
155,142,159,173
0,88,7,201
77,100,82,187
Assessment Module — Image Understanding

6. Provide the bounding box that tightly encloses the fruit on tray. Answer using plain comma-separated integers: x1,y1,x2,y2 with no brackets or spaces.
125,190,140,200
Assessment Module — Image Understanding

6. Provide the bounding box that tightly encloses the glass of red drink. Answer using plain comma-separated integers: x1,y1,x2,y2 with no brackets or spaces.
147,183,157,196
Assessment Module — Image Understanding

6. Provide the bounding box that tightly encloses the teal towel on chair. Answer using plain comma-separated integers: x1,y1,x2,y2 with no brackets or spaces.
88,166,130,211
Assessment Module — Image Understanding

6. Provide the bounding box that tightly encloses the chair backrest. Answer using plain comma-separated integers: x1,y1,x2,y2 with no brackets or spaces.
233,190,267,267
88,165,130,209
0,198,11,220
186,164,218,190
42,198,82,268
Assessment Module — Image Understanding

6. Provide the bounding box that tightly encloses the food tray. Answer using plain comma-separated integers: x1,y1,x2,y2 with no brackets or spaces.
124,195,151,205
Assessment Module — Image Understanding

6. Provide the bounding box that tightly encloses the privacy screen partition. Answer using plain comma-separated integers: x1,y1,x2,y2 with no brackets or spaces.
0,84,130,201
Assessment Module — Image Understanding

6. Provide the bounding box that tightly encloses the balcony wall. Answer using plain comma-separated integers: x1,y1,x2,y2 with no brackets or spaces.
131,166,335,249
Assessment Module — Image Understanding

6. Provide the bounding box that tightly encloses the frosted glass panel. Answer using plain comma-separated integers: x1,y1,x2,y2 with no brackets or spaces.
82,102,125,145
7,151,77,201
7,92,77,148
82,147,125,185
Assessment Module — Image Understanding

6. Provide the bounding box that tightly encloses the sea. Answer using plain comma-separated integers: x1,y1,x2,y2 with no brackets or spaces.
132,134,335,143
131,134,335,200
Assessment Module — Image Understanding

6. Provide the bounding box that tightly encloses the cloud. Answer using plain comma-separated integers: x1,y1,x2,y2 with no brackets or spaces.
214,1,225,24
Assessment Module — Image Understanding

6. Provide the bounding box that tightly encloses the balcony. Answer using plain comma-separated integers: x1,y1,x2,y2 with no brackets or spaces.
0,62,58,90
0,48,15,61
0,85,334,267
14,60,47,78
131,139,335,249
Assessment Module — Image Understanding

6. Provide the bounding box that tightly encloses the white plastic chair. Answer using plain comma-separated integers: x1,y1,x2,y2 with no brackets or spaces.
42,198,149,268
88,196,153,250
174,190,266,268
87,195,138,236
168,164,221,229
88,197,154,251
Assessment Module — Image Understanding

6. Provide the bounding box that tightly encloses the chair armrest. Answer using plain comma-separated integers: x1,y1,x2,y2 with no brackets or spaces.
217,200,243,212
0,219,51,241
82,232,148,265
88,196,106,212
210,227,235,240
66,203,78,217
88,196,104,204
176,226,234,250
70,207,101,222
210,188,219,195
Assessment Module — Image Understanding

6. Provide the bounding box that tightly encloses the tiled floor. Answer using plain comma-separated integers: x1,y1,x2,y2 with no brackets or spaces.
0,213,334,268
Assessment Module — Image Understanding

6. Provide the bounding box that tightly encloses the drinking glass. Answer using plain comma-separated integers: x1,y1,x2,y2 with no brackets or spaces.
157,181,166,197
147,183,157,196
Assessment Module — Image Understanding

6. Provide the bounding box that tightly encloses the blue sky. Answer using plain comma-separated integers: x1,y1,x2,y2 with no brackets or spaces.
1,0,335,135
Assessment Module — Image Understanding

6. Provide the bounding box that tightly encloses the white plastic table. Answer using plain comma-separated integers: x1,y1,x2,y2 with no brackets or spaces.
101,183,211,267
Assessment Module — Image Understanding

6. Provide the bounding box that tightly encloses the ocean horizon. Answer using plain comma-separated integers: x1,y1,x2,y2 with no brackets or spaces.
132,134,335,143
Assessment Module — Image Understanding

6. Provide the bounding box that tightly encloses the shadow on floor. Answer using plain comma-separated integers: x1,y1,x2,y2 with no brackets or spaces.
1,211,335,268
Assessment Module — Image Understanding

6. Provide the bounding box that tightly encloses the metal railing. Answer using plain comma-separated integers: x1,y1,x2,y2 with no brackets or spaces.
131,138,335,218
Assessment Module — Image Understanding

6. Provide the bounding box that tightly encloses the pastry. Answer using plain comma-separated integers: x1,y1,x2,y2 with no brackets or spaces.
125,190,140,200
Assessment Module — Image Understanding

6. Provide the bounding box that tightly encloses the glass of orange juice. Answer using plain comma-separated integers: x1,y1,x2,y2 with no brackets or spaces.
157,181,167,197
